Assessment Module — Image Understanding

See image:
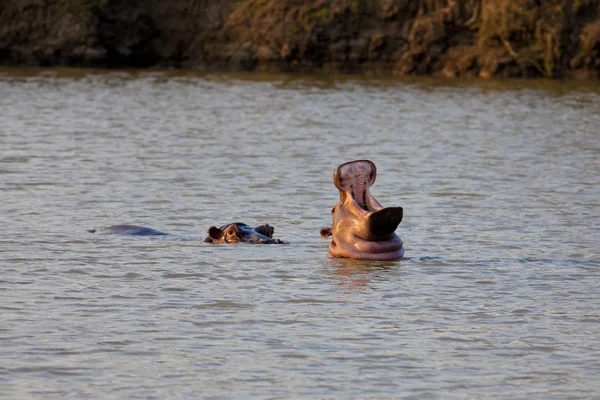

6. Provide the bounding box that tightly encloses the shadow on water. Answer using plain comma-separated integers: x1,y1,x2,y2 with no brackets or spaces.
2,67,600,96
322,257,400,294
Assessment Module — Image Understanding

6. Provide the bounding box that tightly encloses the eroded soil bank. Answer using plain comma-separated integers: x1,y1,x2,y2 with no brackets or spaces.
1,0,599,78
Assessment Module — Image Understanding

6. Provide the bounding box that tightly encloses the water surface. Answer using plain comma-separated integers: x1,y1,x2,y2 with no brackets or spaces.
1,68,599,399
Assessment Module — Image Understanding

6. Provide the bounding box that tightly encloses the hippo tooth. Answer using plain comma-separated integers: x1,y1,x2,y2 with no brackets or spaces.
354,170,369,210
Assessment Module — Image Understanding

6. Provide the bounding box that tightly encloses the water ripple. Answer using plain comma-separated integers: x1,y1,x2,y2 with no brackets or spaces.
1,68,599,399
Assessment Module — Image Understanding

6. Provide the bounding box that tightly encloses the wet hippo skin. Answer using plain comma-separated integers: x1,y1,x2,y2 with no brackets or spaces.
87,225,169,236
203,223,286,244
320,160,405,260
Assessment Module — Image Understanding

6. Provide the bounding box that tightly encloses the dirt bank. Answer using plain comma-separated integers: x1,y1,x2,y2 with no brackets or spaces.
1,0,599,78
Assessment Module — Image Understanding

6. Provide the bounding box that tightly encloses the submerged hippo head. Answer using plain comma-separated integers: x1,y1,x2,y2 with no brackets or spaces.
320,160,404,260
203,222,285,244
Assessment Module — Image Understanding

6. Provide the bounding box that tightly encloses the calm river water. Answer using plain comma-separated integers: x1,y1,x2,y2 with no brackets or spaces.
1,68,599,399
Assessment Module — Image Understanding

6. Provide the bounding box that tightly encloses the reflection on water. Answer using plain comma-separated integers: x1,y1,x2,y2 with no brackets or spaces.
1,67,599,399
323,258,405,296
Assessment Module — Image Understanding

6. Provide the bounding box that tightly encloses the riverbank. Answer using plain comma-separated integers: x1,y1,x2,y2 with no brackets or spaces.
1,0,599,79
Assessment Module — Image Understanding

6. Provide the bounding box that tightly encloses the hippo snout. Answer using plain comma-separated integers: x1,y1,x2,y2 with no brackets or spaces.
248,236,273,244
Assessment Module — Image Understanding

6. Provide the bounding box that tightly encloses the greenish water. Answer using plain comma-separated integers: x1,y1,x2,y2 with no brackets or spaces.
1,68,599,399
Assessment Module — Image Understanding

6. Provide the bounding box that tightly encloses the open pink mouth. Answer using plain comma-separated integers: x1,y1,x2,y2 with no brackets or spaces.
334,160,380,211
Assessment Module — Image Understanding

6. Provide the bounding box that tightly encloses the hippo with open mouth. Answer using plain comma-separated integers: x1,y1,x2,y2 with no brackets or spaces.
320,160,404,260
203,222,285,244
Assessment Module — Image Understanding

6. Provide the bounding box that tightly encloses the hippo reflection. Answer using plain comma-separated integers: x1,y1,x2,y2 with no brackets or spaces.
203,223,285,244
320,160,404,261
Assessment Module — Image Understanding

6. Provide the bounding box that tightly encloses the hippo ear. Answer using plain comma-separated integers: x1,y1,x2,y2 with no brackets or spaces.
320,228,332,238
254,224,274,238
207,226,223,240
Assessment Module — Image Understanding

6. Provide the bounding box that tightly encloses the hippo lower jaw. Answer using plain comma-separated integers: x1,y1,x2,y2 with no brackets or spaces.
329,233,405,261
328,206,404,260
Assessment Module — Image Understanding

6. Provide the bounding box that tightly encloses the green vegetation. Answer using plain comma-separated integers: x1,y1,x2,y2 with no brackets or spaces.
475,0,600,77
300,6,330,29
225,0,599,78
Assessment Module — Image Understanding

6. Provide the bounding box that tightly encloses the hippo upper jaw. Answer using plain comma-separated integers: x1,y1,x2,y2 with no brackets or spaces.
337,193,403,242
